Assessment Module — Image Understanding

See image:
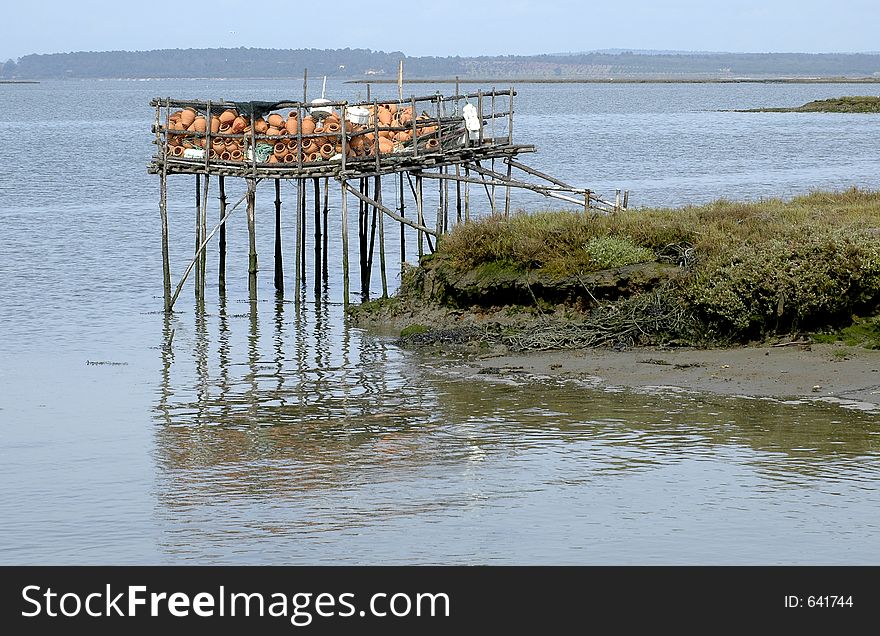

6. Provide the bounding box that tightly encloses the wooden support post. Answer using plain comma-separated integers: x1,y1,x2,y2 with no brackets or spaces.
300,175,307,282
194,173,201,299
456,163,462,224
623,190,629,210
615,189,621,212
295,178,302,294
218,176,227,293
341,179,350,307
199,173,209,300
359,178,369,298
160,168,171,312
246,178,257,300
504,160,512,218
464,163,470,222
313,177,321,295
416,174,424,258
322,177,329,281
274,178,283,294
376,175,388,298
399,171,406,267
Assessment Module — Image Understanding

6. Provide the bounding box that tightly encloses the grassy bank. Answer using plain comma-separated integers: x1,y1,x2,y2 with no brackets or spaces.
739,96,880,113
353,189,880,350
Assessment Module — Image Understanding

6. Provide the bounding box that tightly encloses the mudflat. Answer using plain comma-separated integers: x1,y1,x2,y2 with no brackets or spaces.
455,343,880,410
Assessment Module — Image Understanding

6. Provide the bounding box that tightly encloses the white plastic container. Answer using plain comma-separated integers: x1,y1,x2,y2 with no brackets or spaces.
346,106,370,125
309,98,334,116
182,148,205,160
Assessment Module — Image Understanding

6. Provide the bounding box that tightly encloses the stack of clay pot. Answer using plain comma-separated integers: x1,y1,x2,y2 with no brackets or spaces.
165,102,441,164
166,107,250,161
346,103,440,158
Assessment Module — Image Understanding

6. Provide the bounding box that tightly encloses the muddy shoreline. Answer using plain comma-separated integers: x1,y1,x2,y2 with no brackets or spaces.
440,343,880,411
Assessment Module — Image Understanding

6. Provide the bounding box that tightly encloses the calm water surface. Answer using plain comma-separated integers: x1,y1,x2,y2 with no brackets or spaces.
1,79,879,563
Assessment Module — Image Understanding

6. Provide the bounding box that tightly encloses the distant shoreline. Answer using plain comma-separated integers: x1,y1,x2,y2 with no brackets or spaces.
0,80,39,84
348,77,880,85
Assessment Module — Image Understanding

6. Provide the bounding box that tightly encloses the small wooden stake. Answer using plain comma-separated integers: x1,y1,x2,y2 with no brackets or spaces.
376,175,388,298
160,168,171,312
313,177,321,295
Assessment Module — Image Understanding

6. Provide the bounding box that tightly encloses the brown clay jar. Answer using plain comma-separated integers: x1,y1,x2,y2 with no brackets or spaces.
301,116,316,136
210,116,221,133
254,118,269,134
219,110,236,125
191,117,207,133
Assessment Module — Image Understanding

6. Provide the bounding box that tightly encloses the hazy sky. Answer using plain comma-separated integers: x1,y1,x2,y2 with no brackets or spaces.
2,0,877,60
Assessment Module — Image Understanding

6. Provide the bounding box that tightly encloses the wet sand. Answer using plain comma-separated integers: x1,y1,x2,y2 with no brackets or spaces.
455,343,880,411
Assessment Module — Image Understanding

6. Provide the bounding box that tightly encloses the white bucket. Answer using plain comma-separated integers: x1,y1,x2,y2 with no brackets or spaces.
346,106,370,125
182,148,205,159
309,98,334,116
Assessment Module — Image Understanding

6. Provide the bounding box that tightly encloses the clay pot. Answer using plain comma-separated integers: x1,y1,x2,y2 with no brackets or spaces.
399,108,413,125
379,129,394,140
219,122,231,133
285,116,298,135
191,117,207,133
324,121,341,135
378,137,394,154
307,152,321,162
179,108,197,127
268,154,279,164
425,138,440,151
220,151,231,161
320,143,334,159
301,140,317,154
219,110,237,125
274,142,287,157
232,116,247,134
224,141,238,153
286,140,298,152
377,108,392,126
231,149,243,161
267,113,284,128
171,145,185,157
254,118,269,134
210,116,221,133
212,140,225,154
266,126,282,137
283,153,295,163
301,116,316,136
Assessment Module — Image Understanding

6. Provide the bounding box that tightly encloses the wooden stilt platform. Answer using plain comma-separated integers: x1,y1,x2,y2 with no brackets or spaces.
149,89,626,313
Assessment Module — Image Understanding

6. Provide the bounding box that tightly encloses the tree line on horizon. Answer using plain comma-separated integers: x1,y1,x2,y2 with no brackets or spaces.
3,48,880,79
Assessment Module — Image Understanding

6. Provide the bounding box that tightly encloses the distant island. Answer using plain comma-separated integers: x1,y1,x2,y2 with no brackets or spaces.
737,95,880,113
3,48,880,80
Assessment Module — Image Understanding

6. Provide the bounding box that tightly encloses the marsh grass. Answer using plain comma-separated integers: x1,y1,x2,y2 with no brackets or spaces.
433,188,880,342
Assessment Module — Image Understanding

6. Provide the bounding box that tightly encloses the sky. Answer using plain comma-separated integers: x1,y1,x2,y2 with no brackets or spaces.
2,0,878,61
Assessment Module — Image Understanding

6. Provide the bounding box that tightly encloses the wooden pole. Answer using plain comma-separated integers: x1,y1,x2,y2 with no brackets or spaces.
504,161,512,218
300,173,307,281
313,177,321,295
295,178,302,294
416,174,424,258
376,175,388,298
359,178,369,298
399,171,406,267
218,176,227,293
274,178,283,293
464,163,471,222
322,176,329,281
247,178,257,300
194,173,201,300
160,168,171,312
200,173,209,299
341,178,350,306
159,100,171,312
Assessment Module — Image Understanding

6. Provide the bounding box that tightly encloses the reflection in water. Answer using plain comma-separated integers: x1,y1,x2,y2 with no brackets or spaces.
153,297,880,564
